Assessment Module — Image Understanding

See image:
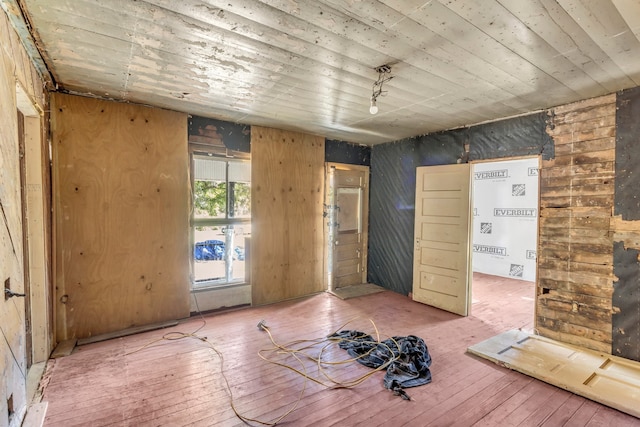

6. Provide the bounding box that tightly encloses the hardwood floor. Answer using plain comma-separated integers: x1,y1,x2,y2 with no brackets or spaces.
39,273,639,426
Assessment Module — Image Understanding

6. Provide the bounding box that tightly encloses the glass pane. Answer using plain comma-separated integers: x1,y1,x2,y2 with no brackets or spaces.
193,180,226,219
230,182,250,218
191,156,251,287
193,225,227,283
228,225,250,281
229,161,250,219
193,224,250,286
336,187,361,232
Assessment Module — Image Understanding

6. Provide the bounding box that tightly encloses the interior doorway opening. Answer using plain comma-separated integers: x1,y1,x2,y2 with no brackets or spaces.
324,163,369,294
471,273,536,331
470,157,539,331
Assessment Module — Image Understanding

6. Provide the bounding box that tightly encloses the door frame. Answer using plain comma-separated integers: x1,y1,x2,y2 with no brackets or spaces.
324,162,370,292
16,83,51,365
470,155,541,324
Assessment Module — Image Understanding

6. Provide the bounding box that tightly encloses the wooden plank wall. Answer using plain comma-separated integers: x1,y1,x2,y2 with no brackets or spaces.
0,7,48,426
538,94,616,353
251,126,325,306
52,93,190,340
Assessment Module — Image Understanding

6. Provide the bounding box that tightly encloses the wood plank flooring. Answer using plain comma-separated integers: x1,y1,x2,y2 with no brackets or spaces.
39,273,640,426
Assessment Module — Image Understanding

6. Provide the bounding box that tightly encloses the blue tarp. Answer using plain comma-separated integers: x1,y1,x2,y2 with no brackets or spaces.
331,330,432,399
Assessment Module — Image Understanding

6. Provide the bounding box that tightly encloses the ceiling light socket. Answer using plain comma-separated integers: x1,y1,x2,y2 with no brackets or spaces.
374,64,392,74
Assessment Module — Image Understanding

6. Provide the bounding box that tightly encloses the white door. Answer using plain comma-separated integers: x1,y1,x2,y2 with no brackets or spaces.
413,164,472,316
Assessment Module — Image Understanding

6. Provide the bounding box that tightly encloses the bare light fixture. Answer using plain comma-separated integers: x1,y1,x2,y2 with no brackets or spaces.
369,98,378,115
369,64,393,114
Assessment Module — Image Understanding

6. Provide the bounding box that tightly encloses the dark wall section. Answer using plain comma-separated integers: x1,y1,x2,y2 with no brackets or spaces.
189,115,251,153
469,112,554,161
614,86,640,220
326,139,371,165
612,86,640,362
612,242,640,361
368,133,464,294
368,113,553,295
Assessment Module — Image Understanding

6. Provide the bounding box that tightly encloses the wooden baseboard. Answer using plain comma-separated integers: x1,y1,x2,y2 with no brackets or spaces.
76,320,178,346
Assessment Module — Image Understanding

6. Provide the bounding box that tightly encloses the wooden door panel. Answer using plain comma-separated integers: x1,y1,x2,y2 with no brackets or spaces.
329,165,369,289
421,215,462,225
336,243,362,260
336,232,360,242
417,272,460,297
420,197,463,217
468,330,640,418
335,273,363,287
413,164,471,316
420,239,460,252
335,170,363,186
419,170,467,190
419,247,460,270
336,258,361,276
420,223,462,243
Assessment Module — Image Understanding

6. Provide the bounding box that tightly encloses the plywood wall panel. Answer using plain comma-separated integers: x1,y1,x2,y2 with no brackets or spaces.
52,93,189,339
251,126,324,306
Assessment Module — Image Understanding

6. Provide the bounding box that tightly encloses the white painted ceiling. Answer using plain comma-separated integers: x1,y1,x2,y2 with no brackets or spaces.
15,0,640,144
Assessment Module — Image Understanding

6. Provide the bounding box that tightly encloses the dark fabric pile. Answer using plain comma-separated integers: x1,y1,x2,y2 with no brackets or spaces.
330,330,432,399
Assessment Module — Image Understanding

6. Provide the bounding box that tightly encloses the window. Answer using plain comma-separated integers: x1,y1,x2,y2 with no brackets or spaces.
191,155,250,288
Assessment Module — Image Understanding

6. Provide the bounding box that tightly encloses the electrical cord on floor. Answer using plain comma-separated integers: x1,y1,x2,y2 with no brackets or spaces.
189,290,207,335
256,318,400,389
124,291,207,356
125,328,298,426
127,316,400,426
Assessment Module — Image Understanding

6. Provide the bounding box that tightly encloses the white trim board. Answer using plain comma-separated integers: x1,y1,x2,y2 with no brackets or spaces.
467,330,640,419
